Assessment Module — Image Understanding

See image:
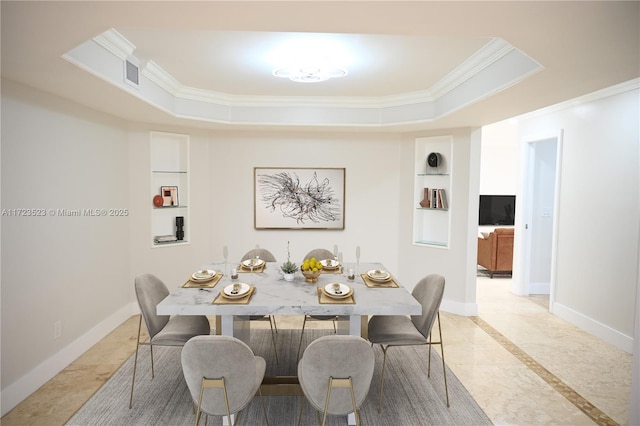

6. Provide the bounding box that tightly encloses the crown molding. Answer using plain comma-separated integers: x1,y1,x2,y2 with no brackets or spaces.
63,28,542,127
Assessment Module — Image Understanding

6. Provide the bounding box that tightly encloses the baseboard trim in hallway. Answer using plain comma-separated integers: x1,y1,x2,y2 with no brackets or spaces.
469,316,619,426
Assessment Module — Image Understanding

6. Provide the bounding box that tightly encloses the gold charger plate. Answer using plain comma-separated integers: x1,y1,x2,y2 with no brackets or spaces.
183,273,223,288
221,283,251,299
324,283,353,299
317,287,355,304
366,269,392,282
361,274,399,288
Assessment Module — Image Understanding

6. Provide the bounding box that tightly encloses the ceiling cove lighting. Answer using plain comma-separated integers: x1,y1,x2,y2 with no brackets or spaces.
271,37,349,83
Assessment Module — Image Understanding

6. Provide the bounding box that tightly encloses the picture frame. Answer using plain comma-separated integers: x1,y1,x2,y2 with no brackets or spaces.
160,186,179,207
254,167,345,229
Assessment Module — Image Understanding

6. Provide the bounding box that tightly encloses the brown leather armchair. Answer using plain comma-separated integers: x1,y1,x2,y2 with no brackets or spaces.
477,228,514,278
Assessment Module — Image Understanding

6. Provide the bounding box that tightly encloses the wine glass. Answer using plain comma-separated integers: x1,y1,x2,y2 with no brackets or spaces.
251,254,260,285
356,246,361,274
223,245,229,276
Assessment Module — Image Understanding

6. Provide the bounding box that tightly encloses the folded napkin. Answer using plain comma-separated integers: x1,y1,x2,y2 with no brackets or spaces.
317,287,355,304
238,263,266,273
183,273,223,288
212,285,256,304
361,274,399,288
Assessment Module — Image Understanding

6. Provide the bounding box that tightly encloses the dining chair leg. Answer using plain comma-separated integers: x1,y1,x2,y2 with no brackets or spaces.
269,327,279,364
435,312,450,407
128,315,143,409
297,395,305,426
258,388,270,426
269,315,278,334
149,343,155,378
377,345,390,413
427,335,432,378
296,316,308,362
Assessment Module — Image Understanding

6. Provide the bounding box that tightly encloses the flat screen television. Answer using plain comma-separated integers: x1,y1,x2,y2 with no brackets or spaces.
479,195,516,226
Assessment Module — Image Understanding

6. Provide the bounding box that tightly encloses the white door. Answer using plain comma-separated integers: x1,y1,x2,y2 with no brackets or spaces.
519,134,562,303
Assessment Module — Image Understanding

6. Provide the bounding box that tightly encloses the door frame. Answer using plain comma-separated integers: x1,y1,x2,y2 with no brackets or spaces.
514,130,563,308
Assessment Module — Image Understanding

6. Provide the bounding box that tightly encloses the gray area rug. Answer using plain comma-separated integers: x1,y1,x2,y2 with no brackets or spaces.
67,329,492,425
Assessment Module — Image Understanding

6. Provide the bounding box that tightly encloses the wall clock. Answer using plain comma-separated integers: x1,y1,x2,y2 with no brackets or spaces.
427,152,441,168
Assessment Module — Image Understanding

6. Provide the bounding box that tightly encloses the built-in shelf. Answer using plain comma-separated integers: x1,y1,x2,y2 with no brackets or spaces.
150,131,190,248
413,136,453,248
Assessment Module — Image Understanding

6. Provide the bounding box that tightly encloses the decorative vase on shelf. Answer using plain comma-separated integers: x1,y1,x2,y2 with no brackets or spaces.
419,188,430,208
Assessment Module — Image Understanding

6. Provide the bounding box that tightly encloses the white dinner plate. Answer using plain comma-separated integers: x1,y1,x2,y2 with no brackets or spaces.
367,269,392,282
324,283,353,299
223,283,251,298
191,269,216,281
320,259,340,269
242,258,265,268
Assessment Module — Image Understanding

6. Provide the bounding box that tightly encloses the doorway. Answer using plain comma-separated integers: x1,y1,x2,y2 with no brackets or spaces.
516,134,562,304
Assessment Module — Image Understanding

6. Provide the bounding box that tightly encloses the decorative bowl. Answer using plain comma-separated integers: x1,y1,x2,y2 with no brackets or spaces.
301,269,322,283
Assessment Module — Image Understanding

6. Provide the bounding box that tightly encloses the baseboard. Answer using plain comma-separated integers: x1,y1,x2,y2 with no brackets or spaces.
441,299,478,316
552,302,633,353
1,302,139,416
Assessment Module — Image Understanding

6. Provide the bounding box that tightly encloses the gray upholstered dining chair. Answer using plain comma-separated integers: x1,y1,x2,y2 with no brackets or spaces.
297,335,375,426
181,335,269,426
303,248,335,262
129,273,211,409
367,274,449,412
296,248,340,361
240,248,277,262
241,248,279,363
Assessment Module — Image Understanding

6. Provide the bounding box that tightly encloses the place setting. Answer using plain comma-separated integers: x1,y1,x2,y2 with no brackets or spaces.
238,257,266,273
361,269,399,288
213,282,256,304
319,258,342,274
317,282,355,304
182,269,223,288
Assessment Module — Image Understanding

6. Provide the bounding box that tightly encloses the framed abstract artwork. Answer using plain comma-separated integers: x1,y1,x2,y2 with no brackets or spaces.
254,167,345,229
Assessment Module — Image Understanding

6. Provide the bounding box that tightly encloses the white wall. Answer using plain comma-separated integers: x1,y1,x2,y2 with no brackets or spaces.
398,128,481,315
479,121,519,196
128,128,408,287
1,80,135,412
518,87,639,351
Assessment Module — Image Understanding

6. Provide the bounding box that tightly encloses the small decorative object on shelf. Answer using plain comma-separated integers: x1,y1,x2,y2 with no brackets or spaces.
176,216,184,240
419,187,448,209
161,186,179,206
300,257,323,283
154,235,178,243
281,241,298,281
427,152,441,170
420,188,430,208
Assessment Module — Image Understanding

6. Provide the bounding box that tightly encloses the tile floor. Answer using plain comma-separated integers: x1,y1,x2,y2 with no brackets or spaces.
1,276,632,425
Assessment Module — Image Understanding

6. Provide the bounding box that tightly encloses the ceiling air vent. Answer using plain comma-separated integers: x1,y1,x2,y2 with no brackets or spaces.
124,56,140,88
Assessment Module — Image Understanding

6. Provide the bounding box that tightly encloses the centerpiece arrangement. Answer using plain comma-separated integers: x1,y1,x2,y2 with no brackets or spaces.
280,241,298,281
301,257,323,283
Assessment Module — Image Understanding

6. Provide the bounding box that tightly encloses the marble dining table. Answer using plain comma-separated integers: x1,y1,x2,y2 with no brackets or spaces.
156,261,422,341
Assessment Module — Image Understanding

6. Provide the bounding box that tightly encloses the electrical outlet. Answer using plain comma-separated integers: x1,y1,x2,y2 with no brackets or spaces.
54,320,62,339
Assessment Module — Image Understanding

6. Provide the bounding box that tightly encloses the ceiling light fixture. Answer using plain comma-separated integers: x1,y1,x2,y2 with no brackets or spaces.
270,37,349,83
273,67,347,83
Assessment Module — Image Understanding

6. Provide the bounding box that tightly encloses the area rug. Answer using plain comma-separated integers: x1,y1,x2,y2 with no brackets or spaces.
67,329,492,425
